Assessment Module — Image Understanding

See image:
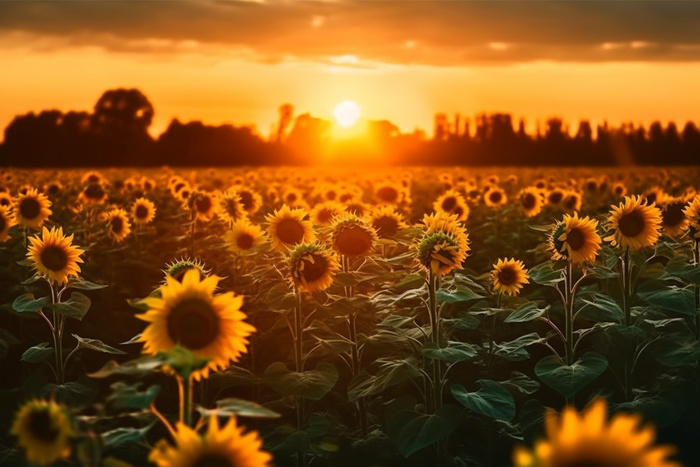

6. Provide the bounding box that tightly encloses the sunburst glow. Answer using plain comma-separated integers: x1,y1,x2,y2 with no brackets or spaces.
334,100,361,128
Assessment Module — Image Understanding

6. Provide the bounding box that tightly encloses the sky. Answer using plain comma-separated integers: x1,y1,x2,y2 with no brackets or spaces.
1,0,700,141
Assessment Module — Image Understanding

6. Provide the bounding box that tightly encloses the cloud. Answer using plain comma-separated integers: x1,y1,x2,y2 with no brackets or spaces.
1,1,700,65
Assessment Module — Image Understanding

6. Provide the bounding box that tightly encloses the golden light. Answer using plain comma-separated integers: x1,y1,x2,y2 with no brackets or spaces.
334,100,361,128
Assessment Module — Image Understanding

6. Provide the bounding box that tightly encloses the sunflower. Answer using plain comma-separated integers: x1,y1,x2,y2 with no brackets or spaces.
484,186,507,208
518,187,544,217
81,170,105,186
218,191,248,226
331,214,378,257
78,183,108,205
659,196,689,238
103,208,132,243
513,398,680,467
290,243,340,293
163,258,211,283
309,201,346,227
282,186,308,209
266,205,316,252
225,220,267,254
416,214,470,277
0,191,13,208
0,205,16,242
141,177,156,191
492,258,529,296
605,195,662,251
232,187,263,216
345,202,369,217
189,191,218,222
12,399,73,466
549,213,601,265
14,188,52,229
370,205,408,240
612,182,627,197
374,181,404,205
131,197,157,226
433,189,470,222
422,211,461,236
683,195,700,238
149,416,272,467
27,226,84,285
642,186,664,206
561,191,582,212
138,269,255,380
546,188,565,207
43,181,63,196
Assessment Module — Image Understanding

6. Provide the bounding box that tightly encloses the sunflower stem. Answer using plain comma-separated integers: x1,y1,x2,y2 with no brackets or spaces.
181,374,194,427
293,289,307,466
694,239,700,340
48,280,65,384
621,247,634,401
564,262,574,367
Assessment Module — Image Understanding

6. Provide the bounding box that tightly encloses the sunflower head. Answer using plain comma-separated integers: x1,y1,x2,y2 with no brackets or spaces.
189,191,218,222
27,226,84,285
0,191,13,208
0,205,16,242
547,188,565,207
234,187,263,215
78,183,108,205
266,205,316,252
309,201,346,227
416,231,469,277
81,170,105,186
374,182,404,205
605,195,662,251
519,187,544,218
103,208,132,243
683,195,700,238
548,213,601,265
612,182,627,197
561,191,582,212
12,399,73,466
659,196,689,238
331,214,378,257
513,398,680,467
290,243,340,293
218,191,248,225
484,186,507,208
138,268,255,380
149,417,272,467
492,258,529,296
163,258,211,283
225,220,267,254
370,205,408,240
43,181,64,196
282,187,307,209
15,188,52,229
131,197,157,225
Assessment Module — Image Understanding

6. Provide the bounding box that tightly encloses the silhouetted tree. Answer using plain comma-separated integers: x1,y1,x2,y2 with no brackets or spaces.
275,103,294,143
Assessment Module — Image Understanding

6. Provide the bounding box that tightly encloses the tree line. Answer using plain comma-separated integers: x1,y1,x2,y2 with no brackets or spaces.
1,88,698,167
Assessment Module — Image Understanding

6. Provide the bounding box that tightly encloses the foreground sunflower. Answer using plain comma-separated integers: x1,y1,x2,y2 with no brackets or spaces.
605,195,662,251
14,188,52,229
266,205,316,252
0,205,16,242
131,197,157,226
225,220,267,254
103,208,132,243
27,226,84,285
163,258,211,283
416,215,470,277
549,213,601,265
149,416,272,467
331,214,378,257
290,243,340,292
138,268,255,380
492,258,529,296
12,399,73,466
683,195,700,238
513,398,680,467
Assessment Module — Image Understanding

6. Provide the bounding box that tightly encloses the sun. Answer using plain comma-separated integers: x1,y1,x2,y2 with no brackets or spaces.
334,100,361,127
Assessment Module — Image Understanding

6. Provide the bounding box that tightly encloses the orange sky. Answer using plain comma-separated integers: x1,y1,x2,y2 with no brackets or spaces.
1,1,699,141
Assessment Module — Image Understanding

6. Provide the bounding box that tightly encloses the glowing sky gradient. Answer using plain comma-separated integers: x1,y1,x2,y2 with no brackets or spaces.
1,1,699,141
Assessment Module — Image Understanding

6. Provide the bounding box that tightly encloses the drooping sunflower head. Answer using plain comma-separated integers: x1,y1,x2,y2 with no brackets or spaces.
605,195,662,251
138,268,255,380
149,416,272,467
659,196,689,238
421,211,461,236
331,214,378,257
683,195,700,238
131,197,157,225
188,191,219,222
484,186,507,208
266,205,316,252
218,191,248,225
561,191,582,212
433,189,470,222
11,399,73,466
225,220,267,255
513,398,680,467
103,208,132,243
163,258,211,283
518,187,544,218
234,187,263,216
549,213,601,265
492,258,529,296
0,205,16,242
14,188,52,229
370,205,408,240
27,226,84,285
78,183,108,205
309,201,346,227
289,243,340,293
416,230,470,278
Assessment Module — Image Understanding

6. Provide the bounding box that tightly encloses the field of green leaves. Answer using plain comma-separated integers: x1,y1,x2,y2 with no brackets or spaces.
1,166,699,466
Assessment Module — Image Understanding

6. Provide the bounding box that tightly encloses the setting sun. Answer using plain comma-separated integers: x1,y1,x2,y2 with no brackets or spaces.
334,100,361,128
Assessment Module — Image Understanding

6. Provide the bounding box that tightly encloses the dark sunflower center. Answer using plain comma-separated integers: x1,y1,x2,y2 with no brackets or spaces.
663,202,685,227
522,193,537,210
135,205,149,219
0,197,10,206
586,181,597,192
86,174,101,184
566,228,586,251
468,189,480,200
346,203,364,216
238,191,253,211
618,209,645,237
326,190,337,201
453,206,464,218
441,196,457,211
195,196,212,213
19,197,41,219
40,245,68,271
317,208,334,224
286,193,298,203
236,233,254,250
111,216,124,234
335,226,373,256
645,192,657,205
497,266,517,285
47,184,60,194
373,217,399,239
84,184,105,200
614,186,624,195
377,186,399,203
276,218,305,245
300,254,329,284
548,191,563,204
174,182,186,193
167,298,220,350
489,191,502,204
191,452,235,467
339,193,353,203
563,195,577,210
144,181,154,190
28,409,60,443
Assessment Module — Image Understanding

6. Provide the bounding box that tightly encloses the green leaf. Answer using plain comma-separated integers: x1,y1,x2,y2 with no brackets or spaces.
120,334,143,345
653,336,700,367
637,283,696,315
587,264,619,280
107,382,161,409
443,313,481,331
126,298,150,311
13,293,49,312
66,276,109,290
102,423,154,449
51,292,91,320
494,332,545,361
393,274,426,292
422,341,478,362
500,371,540,395
264,282,296,310
21,274,44,285
663,255,700,283
212,398,281,418
42,381,98,405
579,293,624,323
528,261,564,285
72,334,126,355
504,302,548,323
386,403,462,458
21,342,54,363
348,357,421,402
437,285,484,303
161,346,211,379
265,362,338,401
378,315,415,328
450,380,516,421
535,352,608,398
88,356,164,378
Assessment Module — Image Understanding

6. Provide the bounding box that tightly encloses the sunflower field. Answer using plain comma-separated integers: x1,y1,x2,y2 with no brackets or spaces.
1,166,699,466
